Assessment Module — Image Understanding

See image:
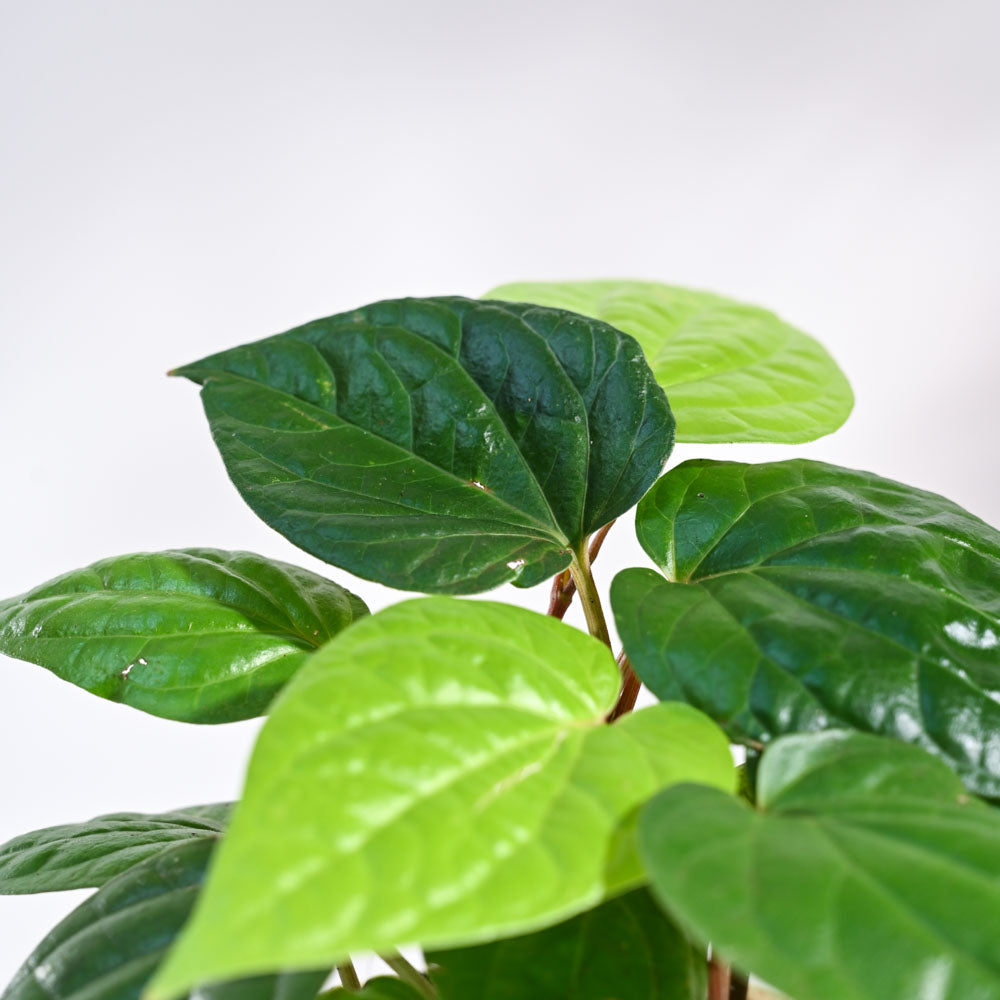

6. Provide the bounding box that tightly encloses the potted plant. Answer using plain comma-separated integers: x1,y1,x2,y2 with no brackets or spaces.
2,281,997,1000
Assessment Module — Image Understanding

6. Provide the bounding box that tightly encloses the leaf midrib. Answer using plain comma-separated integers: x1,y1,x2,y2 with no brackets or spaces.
213,384,569,545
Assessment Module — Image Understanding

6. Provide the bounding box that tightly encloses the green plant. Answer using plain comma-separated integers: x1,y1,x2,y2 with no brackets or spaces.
2,281,998,1000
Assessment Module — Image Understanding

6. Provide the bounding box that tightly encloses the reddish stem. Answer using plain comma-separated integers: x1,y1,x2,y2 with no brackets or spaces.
708,957,730,1000
606,651,641,721
708,958,749,1000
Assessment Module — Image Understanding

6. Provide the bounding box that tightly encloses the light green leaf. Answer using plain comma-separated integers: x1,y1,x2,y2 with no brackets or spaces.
3,839,327,1000
428,888,706,999
176,296,674,594
150,598,733,995
484,280,853,443
0,549,368,722
639,731,1000,1000
613,458,1000,796
0,804,229,895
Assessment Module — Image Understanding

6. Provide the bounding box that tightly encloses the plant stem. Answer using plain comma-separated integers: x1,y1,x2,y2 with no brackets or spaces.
708,957,749,1000
607,651,641,721
547,568,575,619
336,961,361,991
547,520,616,621
568,543,612,649
708,956,730,1000
381,952,438,999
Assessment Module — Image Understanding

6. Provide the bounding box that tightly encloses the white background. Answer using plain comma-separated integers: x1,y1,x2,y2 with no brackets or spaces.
1,0,998,981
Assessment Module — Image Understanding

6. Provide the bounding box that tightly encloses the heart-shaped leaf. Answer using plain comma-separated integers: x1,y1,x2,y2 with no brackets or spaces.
639,731,1000,1000
150,598,733,996
176,296,674,594
612,459,1000,795
428,888,706,999
0,803,229,894
0,549,368,723
484,281,853,444
3,838,327,1000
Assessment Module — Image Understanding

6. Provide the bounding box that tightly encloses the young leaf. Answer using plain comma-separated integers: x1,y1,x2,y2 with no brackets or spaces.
639,731,1000,1000
0,803,229,894
175,296,674,594
484,280,853,444
149,598,733,995
3,838,327,1000
428,888,706,999
612,458,1000,795
0,549,368,723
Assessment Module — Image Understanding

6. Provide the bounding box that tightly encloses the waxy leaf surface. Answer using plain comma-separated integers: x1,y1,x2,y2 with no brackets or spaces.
3,839,327,1000
0,549,367,723
429,888,706,1000
612,459,1000,795
485,280,852,443
151,599,733,995
177,296,674,593
0,804,229,894
640,731,1000,1000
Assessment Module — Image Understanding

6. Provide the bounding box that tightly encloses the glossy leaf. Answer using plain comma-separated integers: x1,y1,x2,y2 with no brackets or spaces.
176,296,674,593
428,888,706,999
0,803,229,894
3,838,327,1000
485,280,853,443
612,458,1000,795
0,549,368,722
151,598,733,995
639,731,1000,1000
324,979,425,1000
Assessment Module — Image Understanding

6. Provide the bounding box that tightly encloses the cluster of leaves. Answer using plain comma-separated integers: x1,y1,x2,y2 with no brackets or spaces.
2,282,999,1000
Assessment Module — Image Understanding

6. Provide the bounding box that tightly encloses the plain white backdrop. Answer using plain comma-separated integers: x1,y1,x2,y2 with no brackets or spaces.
1,0,998,980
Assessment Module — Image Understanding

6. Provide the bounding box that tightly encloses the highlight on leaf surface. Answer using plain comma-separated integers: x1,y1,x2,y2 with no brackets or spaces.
150,598,734,996
3,837,327,1000
484,280,853,444
639,731,1000,1000
175,295,674,594
0,549,368,723
612,458,1000,795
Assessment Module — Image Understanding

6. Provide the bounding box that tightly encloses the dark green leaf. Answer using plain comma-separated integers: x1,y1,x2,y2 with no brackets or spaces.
612,458,1000,795
0,804,229,894
429,888,706,999
149,598,733,996
639,731,1000,1000
3,838,327,1000
484,281,853,444
176,296,674,594
0,549,368,722
323,979,424,1000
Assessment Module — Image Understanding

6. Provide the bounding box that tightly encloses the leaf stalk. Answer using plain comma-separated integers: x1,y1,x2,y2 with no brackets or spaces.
547,520,616,621
568,545,612,649
380,952,439,999
336,961,361,991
